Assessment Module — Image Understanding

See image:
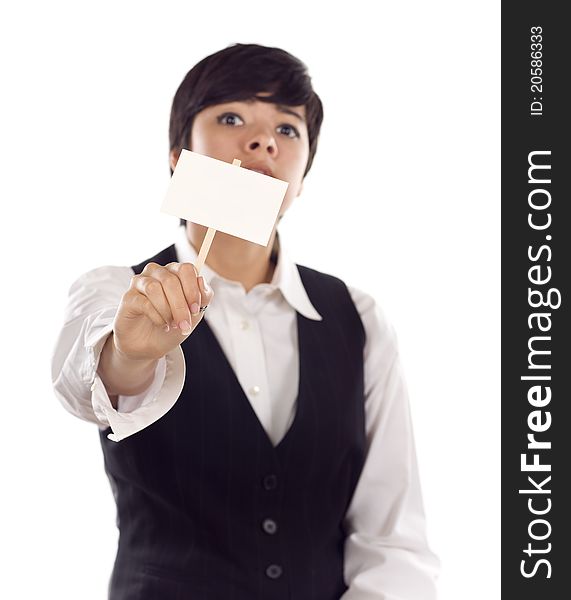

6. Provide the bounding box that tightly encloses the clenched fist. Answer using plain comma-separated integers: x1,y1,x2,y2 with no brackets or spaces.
113,261,214,361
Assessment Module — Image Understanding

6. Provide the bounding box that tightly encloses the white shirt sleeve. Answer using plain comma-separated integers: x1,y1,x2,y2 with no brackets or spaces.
340,286,440,599
51,265,186,442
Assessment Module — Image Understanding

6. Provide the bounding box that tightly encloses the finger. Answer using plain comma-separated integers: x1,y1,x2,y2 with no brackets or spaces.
123,288,169,329
152,264,200,335
197,276,214,308
141,263,186,326
131,275,175,326
165,262,203,319
152,267,197,323
140,262,161,277
187,276,213,324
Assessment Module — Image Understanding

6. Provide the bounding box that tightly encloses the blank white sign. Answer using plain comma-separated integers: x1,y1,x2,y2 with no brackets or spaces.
161,149,289,246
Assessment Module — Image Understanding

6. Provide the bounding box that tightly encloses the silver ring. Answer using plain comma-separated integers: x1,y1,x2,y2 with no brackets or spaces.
199,305,208,313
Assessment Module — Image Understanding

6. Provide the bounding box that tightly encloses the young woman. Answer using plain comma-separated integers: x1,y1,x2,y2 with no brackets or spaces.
52,43,439,599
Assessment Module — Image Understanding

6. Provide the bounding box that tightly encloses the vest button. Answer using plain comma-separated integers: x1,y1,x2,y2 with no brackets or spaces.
262,518,278,534
265,564,283,579
263,474,277,490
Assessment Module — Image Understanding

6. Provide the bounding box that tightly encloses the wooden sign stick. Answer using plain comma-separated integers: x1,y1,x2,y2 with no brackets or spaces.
194,158,241,274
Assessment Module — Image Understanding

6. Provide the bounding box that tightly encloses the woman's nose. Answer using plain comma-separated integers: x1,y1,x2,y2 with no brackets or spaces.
246,131,278,156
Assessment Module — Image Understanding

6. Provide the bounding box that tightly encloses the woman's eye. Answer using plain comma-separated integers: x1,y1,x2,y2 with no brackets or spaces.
277,124,300,139
217,113,244,126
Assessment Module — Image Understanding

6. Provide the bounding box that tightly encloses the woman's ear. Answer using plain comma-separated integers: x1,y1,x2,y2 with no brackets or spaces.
169,149,181,172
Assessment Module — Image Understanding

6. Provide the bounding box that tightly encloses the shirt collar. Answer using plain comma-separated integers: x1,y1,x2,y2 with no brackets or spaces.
174,226,322,321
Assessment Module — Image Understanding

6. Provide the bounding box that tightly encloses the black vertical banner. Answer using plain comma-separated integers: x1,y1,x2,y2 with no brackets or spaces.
502,3,570,598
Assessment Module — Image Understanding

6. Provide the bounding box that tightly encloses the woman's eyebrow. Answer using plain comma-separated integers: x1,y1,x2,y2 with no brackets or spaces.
277,105,305,123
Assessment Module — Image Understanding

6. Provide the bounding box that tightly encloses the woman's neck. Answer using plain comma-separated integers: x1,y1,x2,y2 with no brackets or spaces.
187,223,278,292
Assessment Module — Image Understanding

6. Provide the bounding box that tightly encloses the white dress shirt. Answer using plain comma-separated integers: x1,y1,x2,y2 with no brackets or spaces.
51,226,440,599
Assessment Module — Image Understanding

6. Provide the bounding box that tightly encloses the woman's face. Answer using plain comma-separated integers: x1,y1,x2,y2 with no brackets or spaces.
173,98,310,218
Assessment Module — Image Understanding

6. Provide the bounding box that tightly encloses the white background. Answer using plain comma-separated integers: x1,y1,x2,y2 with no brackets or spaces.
0,1,500,598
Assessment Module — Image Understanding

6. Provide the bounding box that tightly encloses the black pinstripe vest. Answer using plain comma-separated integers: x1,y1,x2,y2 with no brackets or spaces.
99,244,366,599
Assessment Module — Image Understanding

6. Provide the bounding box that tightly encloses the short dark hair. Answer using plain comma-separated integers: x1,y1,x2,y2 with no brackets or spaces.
169,43,324,226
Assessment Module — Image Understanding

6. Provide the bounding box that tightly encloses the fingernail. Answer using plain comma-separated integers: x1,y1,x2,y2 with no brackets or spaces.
179,320,191,335
163,324,170,333
171,321,178,329
190,302,200,315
